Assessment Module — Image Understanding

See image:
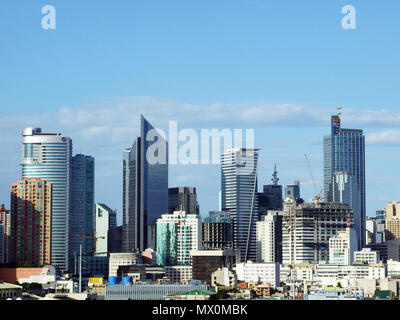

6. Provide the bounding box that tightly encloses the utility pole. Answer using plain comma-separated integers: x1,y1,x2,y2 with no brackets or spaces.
79,244,82,293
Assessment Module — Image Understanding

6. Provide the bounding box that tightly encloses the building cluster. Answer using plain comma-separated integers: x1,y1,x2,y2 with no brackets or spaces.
1,111,400,300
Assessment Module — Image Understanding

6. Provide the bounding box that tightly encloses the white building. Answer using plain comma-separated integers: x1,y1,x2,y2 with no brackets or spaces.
354,248,379,265
22,127,72,272
95,203,117,256
291,264,314,281
156,210,200,266
314,263,385,281
329,228,357,265
235,261,280,287
164,266,192,283
221,148,259,263
109,253,142,277
18,266,57,285
211,268,237,287
387,259,400,279
256,211,283,263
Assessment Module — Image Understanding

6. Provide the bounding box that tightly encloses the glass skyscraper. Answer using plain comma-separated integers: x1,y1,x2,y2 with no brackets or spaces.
324,114,366,249
221,148,259,263
22,127,72,272
69,154,95,271
123,115,168,253
156,211,200,266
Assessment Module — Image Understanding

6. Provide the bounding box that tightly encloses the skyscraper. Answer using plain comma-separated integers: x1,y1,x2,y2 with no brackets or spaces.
122,115,168,253
282,199,353,264
256,210,283,263
22,127,72,272
385,201,400,241
284,181,301,201
0,205,12,264
95,203,117,255
324,112,366,249
221,148,259,263
328,171,360,246
70,154,95,270
257,165,283,216
202,211,233,251
11,178,52,266
156,210,200,266
168,187,199,215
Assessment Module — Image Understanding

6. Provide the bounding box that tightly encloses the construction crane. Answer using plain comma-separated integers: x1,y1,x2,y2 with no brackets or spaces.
304,154,323,204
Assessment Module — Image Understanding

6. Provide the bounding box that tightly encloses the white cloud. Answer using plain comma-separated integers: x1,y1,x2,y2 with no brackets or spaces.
366,130,400,146
1,97,400,216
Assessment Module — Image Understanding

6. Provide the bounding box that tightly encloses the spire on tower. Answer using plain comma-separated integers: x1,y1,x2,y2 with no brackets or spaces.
337,104,342,117
271,164,279,186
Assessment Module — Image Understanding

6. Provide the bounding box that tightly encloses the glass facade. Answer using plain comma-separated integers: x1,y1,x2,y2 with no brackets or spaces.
70,154,95,271
324,115,366,249
156,211,200,266
221,148,259,263
123,116,168,252
22,128,72,272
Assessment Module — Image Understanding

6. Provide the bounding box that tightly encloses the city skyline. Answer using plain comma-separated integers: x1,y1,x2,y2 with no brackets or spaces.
1,1,400,225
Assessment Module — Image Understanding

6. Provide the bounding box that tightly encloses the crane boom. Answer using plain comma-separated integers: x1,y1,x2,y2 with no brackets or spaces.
304,154,317,196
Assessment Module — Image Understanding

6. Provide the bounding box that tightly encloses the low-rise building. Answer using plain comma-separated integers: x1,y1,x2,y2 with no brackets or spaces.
387,259,400,279
354,248,379,265
0,282,22,300
105,283,209,300
235,261,280,288
164,266,192,283
109,253,142,277
211,268,236,287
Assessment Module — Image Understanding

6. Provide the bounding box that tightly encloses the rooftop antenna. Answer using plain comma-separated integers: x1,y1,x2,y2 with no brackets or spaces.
271,163,279,186
337,104,342,117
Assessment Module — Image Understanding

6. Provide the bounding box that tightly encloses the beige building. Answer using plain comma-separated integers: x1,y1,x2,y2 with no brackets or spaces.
108,253,142,277
385,202,400,240
211,267,237,287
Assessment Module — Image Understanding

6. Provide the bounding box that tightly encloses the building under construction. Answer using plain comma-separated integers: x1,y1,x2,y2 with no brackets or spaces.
282,198,354,265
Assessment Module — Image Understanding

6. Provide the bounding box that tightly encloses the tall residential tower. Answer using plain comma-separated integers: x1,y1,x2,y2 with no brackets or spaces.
221,148,259,263
22,128,72,272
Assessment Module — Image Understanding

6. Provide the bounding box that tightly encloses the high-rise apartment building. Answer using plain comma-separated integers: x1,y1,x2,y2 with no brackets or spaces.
0,205,12,264
95,203,117,256
221,148,259,263
328,228,357,265
201,211,233,250
256,210,283,263
156,210,200,266
11,178,52,266
122,115,168,253
69,154,95,270
22,127,72,272
324,113,365,249
168,187,199,215
385,201,400,240
282,199,353,264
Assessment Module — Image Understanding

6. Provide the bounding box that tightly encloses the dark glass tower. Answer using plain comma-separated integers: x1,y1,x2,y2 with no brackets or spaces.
168,187,199,215
70,154,95,271
324,112,365,249
123,115,168,252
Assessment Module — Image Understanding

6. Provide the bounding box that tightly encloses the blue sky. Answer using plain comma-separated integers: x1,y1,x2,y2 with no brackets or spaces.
0,1,400,224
